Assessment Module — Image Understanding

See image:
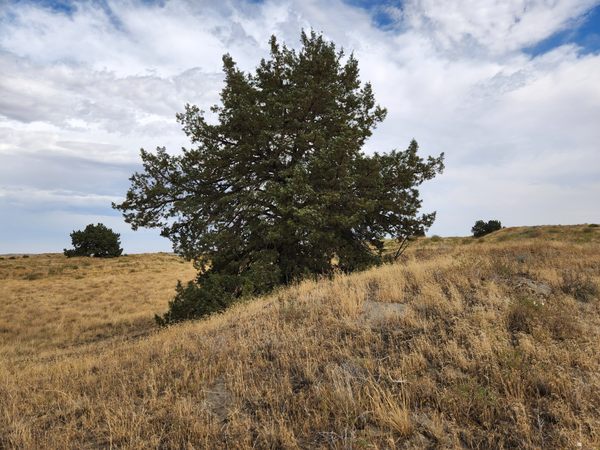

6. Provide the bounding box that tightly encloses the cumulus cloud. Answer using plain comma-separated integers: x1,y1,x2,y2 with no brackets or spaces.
401,0,598,54
0,0,599,253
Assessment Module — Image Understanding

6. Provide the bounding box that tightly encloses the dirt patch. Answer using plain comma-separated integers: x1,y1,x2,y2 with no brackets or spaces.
204,377,231,422
363,300,407,324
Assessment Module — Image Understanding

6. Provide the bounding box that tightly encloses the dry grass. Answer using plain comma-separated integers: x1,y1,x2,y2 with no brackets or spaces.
1,226,599,449
0,253,196,362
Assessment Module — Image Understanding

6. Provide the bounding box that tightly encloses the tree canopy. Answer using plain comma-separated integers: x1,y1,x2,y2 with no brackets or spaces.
64,223,123,258
114,31,444,324
471,220,502,238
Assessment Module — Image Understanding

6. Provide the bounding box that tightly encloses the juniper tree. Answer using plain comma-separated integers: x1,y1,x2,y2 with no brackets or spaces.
64,223,123,258
114,31,444,324
471,220,502,238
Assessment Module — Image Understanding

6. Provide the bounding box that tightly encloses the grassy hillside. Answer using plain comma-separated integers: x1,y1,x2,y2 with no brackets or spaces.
479,223,600,243
1,226,599,448
0,253,196,362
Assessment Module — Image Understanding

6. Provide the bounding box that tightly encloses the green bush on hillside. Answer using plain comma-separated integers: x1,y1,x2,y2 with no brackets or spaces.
64,223,123,258
471,220,502,238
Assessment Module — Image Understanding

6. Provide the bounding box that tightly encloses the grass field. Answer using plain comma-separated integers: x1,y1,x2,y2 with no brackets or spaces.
0,253,196,363
1,225,599,448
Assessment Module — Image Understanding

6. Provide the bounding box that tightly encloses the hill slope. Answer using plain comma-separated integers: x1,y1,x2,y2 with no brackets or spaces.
1,227,599,448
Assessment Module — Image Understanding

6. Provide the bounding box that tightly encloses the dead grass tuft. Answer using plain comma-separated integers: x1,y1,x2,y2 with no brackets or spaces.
560,270,598,302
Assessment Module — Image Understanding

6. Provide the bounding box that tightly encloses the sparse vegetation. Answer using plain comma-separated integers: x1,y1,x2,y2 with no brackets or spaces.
1,227,599,448
63,223,123,258
560,270,598,302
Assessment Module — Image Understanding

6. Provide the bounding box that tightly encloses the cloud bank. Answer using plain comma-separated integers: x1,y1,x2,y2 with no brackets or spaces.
1,0,599,253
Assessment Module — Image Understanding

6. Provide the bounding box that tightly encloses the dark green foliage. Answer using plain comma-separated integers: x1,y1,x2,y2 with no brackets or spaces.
472,220,502,238
63,223,123,258
114,31,444,324
155,277,234,326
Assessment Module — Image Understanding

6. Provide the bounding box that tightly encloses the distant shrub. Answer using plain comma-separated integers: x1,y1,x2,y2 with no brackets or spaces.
430,235,442,242
24,272,44,281
560,271,598,302
48,267,64,276
471,220,502,238
22,255,29,258
8,256,16,260
589,223,599,228
64,223,123,258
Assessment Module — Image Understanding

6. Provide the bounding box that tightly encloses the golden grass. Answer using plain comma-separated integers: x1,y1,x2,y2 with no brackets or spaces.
0,253,196,362
1,227,599,448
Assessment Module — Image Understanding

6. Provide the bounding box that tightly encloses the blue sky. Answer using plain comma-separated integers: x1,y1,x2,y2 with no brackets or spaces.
1,0,599,253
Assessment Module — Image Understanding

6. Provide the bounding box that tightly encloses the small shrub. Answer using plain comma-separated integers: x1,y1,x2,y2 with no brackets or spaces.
155,275,239,325
430,235,442,242
506,298,537,334
48,267,64,276
560,272,598,302
22,255,30,258
23,272,44,281
548,308,580,340
588,223,599,228
471,220,502,238
8,256,16,260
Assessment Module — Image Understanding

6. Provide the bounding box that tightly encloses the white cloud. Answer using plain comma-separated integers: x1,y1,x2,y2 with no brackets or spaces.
0,0,599,252
401,0,599,54
0,186,119,206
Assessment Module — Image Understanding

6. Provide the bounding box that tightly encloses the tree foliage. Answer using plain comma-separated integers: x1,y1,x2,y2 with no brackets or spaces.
64,223,123,258
471,220,502,238
114,31,444,324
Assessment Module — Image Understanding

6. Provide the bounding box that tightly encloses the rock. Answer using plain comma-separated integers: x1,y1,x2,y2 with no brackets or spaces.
362,300,407,324
516,277,552,296
204,377,231,422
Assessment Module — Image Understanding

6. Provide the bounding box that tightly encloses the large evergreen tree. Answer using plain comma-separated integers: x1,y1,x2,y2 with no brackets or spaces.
114,31,444,324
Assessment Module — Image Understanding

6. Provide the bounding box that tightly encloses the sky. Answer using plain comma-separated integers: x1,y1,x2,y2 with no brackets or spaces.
1,0,599,254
